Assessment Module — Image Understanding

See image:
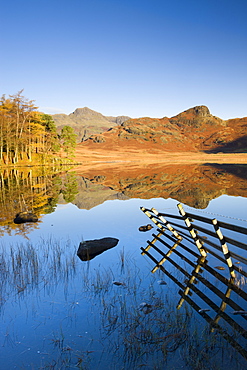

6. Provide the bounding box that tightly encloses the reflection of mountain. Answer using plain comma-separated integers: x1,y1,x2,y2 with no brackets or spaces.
72,176,129,210
1,164,247,235
74,163,247,209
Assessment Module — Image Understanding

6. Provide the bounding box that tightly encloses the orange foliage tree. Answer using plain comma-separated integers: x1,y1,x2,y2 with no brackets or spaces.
0,90,60,165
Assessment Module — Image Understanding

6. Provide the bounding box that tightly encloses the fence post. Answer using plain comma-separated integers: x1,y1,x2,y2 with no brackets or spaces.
211,281,234,332
177,256,206,309
151,238,182,273
141,231,164,256
140,207,166,230
151,207,182,240
177,203,207,257
212,218,236,278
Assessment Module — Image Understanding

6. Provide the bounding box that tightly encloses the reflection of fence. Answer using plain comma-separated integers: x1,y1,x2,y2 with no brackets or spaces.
140,204,247,360
141,204,247,278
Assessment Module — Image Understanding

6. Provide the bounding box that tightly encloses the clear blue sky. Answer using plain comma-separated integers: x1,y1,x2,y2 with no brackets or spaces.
1,0,247,119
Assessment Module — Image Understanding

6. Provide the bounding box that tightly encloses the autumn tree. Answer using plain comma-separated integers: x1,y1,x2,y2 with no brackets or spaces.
9,90,38,163
0,91,61,164
39,114,60,153
60,125,77,158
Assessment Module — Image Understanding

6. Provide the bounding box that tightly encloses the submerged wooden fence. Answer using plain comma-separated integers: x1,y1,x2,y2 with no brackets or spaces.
141,203,247,278
140,203,247,360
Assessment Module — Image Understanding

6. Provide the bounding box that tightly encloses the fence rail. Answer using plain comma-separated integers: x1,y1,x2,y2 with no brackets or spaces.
141,204,247,278
140,203,247,361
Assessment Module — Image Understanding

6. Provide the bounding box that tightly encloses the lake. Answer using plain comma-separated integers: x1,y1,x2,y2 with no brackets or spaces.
0,163,247,369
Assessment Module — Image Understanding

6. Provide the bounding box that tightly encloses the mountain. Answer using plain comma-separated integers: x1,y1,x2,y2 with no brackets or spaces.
71,163,247,209
52,107,130,142
80,105,247,153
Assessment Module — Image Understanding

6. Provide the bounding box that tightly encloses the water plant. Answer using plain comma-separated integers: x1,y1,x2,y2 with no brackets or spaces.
0,238,246,369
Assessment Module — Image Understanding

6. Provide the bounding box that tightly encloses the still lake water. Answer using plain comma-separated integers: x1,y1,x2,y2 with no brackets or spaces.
0,164,247,369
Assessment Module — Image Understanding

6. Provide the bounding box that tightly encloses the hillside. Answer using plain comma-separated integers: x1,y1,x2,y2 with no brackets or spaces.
80,105,247,153
52,107,130,142
73,163,247,209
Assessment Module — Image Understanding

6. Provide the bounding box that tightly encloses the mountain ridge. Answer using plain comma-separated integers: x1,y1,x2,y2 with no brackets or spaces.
52,107,130,142
80,105,247,153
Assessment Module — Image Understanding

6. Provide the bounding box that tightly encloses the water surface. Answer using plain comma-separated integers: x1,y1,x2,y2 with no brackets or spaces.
0,164,247,369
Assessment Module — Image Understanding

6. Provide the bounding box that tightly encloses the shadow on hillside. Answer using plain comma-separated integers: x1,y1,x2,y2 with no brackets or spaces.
205,135,247,153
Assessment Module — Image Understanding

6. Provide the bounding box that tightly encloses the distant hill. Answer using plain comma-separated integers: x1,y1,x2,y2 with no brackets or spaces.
73,163,247,209
80,105,247,153
52,107,130,142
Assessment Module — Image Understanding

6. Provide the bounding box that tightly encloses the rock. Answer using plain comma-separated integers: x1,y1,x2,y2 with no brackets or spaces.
139,302,153,314
113,281,125,286
87,135,106,143
194,105,211,117
14,211,38,224
215,266,226,270
77,237,119,261
157,280,167,285
139,224,153,232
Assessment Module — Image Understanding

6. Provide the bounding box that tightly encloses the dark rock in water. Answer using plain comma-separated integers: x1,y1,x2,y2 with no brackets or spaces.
139,224,153,232
77,237,119,261
14,211,38,224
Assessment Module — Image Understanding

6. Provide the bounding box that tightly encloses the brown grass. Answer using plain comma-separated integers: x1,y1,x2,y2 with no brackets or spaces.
74,145,247,172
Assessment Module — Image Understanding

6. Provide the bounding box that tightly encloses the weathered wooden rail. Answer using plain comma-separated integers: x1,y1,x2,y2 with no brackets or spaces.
141,203,247,278
140,203,247,360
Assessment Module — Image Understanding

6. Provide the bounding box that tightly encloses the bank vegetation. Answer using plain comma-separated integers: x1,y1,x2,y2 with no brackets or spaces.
0,90,77,167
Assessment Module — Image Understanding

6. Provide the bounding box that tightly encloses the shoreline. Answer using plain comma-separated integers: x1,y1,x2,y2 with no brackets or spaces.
1,150,247,171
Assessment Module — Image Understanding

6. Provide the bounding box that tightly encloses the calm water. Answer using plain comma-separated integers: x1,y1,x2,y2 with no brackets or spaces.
0,165,247,369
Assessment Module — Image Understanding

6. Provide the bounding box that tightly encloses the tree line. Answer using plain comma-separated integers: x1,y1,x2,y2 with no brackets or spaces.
0,90,77,165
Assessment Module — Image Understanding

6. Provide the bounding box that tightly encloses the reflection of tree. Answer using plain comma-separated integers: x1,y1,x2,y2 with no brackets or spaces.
0,167,74,237
42,175,62,214
62,172,79,203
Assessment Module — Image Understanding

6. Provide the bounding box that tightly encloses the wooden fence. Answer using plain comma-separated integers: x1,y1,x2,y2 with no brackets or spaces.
141,203,247,279
140,203,247,360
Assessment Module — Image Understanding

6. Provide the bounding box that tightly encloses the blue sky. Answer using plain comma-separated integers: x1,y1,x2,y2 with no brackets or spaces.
1,0,247,119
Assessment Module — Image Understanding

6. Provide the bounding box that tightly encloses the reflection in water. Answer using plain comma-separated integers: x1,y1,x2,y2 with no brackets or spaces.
0,239,78,310
1,233,246,369
0,167,78,237
74,163,247,209
1,164,247,236
14,211,38,224
141,206,247,362
1,163,247,368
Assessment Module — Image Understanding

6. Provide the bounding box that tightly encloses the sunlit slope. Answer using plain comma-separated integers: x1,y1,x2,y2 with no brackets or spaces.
80,106,247,153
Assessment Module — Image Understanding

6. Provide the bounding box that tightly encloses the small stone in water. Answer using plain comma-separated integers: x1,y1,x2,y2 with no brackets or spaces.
139,302,153,313
113,281,124,286
215,266,225,270
157,280,167,285
139,302,151,309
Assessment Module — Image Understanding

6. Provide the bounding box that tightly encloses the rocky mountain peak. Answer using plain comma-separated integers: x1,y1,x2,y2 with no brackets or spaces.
171,105,212,120
52,107,131,142
193,105,211,117
69,107,105,119
80,106,246,153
